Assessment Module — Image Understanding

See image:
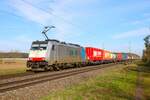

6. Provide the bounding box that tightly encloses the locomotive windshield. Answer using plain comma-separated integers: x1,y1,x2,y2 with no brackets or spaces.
31,42,48,50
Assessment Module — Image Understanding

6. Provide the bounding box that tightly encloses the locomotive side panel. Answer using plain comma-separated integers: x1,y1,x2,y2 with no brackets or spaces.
48,42,83,65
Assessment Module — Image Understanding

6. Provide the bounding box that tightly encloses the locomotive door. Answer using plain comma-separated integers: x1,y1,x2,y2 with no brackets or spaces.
49,44,56,64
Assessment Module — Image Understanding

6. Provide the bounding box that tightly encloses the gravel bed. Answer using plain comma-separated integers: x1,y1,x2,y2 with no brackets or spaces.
0,64,124,100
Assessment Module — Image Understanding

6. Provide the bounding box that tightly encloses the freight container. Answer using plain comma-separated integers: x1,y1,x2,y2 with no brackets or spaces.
122,53,128,60
81,47,86,62
112,53,117,60
103,50,112,61
110,53,113,59
114,53,122,61
85,47,103,62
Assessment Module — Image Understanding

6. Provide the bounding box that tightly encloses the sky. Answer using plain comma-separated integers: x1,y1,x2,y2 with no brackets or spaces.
0,0,150,56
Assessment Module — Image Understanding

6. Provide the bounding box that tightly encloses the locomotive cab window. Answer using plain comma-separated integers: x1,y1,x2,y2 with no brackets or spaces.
31,46,47,50
31,44,47,50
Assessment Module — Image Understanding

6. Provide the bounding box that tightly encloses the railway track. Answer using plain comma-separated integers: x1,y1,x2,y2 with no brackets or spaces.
0,63,116,93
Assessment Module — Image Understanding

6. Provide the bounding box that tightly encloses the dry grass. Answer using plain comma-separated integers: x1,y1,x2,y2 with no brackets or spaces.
0,60,27,76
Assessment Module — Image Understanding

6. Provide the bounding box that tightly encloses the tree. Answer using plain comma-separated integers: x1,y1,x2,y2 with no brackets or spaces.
144,35,150,48
143,35,150,65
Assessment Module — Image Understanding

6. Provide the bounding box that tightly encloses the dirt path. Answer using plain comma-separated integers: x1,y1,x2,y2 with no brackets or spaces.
135,66,145,100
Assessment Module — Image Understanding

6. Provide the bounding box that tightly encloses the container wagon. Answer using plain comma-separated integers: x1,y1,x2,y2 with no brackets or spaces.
114,53,123,62
85,47,103,64
103,50,112,63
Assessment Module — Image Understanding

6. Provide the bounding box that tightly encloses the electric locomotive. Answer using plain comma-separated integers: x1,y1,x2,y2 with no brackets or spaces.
27,39,86,71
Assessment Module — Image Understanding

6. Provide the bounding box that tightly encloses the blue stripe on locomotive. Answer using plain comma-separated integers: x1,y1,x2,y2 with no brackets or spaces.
81,47,86,62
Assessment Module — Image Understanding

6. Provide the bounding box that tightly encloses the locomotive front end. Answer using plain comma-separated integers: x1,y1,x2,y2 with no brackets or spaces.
27,41,48,71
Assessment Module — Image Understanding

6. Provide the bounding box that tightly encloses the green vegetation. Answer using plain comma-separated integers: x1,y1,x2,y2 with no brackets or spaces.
139,66,150,99
142,35,150,65
42,64,139,100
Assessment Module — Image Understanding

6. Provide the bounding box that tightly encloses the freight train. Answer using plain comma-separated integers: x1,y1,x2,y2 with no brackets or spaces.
27,39,140,71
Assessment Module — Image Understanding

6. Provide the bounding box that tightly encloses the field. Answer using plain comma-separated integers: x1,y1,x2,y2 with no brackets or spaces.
42,62,150,100
0,58,27,76
137,62,150,99
0,60,149,100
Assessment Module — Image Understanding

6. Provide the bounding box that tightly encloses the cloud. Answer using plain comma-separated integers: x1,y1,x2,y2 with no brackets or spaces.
8,0,52,25
8,0,91,41
113,27,150,39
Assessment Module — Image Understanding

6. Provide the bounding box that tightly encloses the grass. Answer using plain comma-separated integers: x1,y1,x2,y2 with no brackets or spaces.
136,60,150,99
139,65,150,99
42,64,138,100
0,61,27,76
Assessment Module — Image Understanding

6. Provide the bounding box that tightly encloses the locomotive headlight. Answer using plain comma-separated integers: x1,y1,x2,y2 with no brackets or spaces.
42,57,45,61
28,58,32,61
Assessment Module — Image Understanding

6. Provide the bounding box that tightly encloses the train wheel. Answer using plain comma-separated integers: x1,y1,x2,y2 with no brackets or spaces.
44,65,49,71
53,65,60,71
58,64,63,70
48,65,54,71
74,63,77,68
44,67,48,71
77,63,81,68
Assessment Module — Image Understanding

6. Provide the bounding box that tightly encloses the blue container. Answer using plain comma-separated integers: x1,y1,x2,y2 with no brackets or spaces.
81,47,86,62
122,53,128,60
